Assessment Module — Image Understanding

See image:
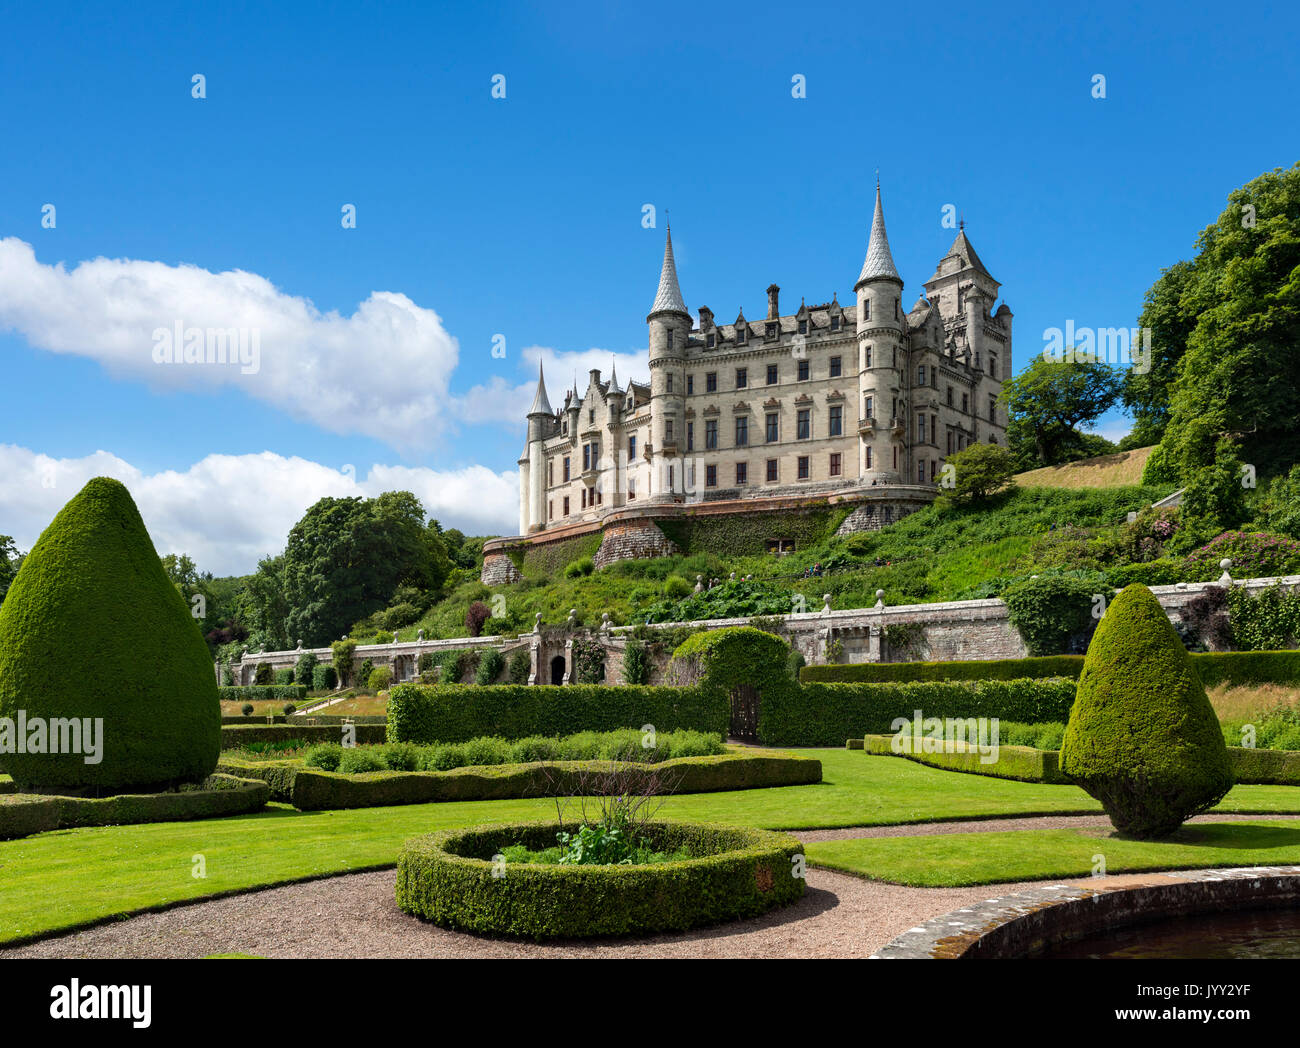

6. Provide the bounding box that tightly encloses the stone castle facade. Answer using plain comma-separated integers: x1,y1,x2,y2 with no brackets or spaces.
513,185,1012,543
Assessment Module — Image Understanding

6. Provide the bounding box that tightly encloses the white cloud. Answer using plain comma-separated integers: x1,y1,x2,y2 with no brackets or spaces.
0,445,518,576
0,237,459,452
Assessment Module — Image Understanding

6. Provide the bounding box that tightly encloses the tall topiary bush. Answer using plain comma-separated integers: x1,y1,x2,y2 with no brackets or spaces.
0,477,220,790
295,651,318,686
1059,584,1233,838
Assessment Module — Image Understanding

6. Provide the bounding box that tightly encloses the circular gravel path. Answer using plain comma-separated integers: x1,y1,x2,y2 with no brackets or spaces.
5,812,1297,959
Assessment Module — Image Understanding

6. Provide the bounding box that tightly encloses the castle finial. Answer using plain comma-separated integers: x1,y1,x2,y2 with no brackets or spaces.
649,221,688,317
527,360,552,416
856,181,901,286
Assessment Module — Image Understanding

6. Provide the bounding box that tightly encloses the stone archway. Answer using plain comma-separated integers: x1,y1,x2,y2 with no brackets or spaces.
550,655,567,686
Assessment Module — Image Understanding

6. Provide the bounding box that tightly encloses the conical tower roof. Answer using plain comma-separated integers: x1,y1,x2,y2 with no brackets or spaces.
527,362,552,415
943,227,997,285
856,183,901,287
607,358,621,394
649,222,689,317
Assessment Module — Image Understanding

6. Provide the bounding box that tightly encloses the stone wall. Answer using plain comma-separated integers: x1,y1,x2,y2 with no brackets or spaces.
593,519,677,569
480,551,522,586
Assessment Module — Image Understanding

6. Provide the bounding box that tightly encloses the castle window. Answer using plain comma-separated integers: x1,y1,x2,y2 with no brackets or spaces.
947,386,954,406
667,329,674,350
582,444,590,471
917,415,926,444
947,430,953,453
667,373,673,393
628,478,635,500
705,464,717,488
798,318,807,334
581,488,586,508
796,409,810,440
865,346,873,368
918,461,926,484
866,446,873,469
797,456,810,480
704,419,718,450
589,410,594,424
563,496,570,515
548,500,553,520
548,461,553,485
735,367,747,389
736,462,748,485
830,452,842,476
894,298,899,320
706,333,715,349
627,397,633,411
562,421,568,435
990,353,997,377
931,414,937,443
628,434,637,459
766,364,778,385
829,356,842,378
563,457,571,481
766,459,778,482
686,374,694,395
797,359,809,381
989,395,998,423
864,395,873,419
829,405,843,437
930,459,937,481
918,365,926,386
831,314,841,331
961,392,969,413
931,368,937,389
668,464,675,489
686,421,694,451
706,372,717,393
765,322,777,339
766,413,779,442
893,446,898,469
975,350,981,369
736,325,747,345
735,416,748,446
665,419,674,441
863,299,870,321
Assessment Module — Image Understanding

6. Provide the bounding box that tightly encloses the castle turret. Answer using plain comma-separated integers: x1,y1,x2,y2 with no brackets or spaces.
647,222,690,500
855,182,905,484
523,362,553,532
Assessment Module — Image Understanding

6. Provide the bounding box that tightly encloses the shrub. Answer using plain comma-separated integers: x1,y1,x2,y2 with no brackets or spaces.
337,747,386,774
395,822,804,940
1059,584,1233,839
295,651,318,686
802,655,1086,684
303,743,343,771
218,684,308,701
378,742,421,771
662,575,693,599
274,668,295,685
241,703,255,717
1003,573,1102,655
670,626,800,738
622,638,650,685
312,663,338,690
1106,558,1183,588
475,648,505,685
461,736,514,766
330,639,357,685
1227,583,1300,651
465,601,491,637
254,663,273,685
372,630,394,645
507,648,531,685
564,556,595,579
283,703,296,716
0,477,220,790
1184,531,1300,582
571,637,606,684
368,665,393,692
510,735,560,763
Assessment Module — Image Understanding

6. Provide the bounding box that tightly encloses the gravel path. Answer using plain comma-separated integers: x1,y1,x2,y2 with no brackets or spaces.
6,811,1297,960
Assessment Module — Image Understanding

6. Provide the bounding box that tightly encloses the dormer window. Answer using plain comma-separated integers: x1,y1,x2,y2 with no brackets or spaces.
706,333,715,348
765,322,777,339
797,319,807,334
736,326,746,345
831,314,840,331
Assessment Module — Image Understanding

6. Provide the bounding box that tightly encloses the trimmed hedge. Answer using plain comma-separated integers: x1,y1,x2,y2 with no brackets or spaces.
801,651,1300,688
1227,746,1300,785
761,678,1078,747
230,750,822,811
860,734,1066,783
218,685,308,701
803,656,1085,684
396,820,805,939
387,684,727,744
220,724,387,750
0,773,269,840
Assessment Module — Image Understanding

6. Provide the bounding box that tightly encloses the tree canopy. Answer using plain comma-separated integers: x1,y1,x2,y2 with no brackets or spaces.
1002,356,1123,471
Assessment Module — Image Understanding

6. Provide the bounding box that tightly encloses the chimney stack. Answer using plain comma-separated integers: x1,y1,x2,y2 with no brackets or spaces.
766,284,780,320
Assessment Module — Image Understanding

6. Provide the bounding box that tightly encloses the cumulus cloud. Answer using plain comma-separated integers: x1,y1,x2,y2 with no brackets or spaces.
0,237,459,452
0,445,518,577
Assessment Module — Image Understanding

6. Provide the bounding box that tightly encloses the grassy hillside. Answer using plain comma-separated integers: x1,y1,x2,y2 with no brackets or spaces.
1014,446,1154,489
367,483,1174,641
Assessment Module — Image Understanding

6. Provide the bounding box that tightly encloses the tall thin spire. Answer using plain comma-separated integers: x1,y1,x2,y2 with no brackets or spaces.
527,361,552,415
649,221,689,316
856,183,901,286
608,356,621,394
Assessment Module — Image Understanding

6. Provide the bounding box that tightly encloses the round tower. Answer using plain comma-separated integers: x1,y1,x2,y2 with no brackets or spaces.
524,362,552,532
647,222,690,501
855,182,905,484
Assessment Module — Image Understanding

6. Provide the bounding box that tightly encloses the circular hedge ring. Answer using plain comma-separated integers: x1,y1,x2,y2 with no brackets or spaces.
396,820,805,940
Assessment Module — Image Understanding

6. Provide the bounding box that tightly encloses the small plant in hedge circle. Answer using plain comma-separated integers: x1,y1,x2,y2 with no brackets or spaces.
1060,584,1233,839
241,703,255,717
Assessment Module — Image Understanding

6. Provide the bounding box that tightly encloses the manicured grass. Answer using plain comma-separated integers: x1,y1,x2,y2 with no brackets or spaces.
0,749,1296,945
807,819,1300,887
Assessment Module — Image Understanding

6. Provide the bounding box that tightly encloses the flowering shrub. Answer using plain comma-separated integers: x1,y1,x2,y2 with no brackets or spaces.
1184,532,1300,582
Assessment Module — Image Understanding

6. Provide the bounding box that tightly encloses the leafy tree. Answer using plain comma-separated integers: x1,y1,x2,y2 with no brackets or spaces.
1120,259,1197,446
242,554,291,652
0,536,24,606
1002,356,1123,469
940,442,1016,504
1251,465,1300,539
1177,437,1250,539
1156,163,1300,480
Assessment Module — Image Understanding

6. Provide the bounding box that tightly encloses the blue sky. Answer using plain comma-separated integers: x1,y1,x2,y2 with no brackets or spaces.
2,0,1297,573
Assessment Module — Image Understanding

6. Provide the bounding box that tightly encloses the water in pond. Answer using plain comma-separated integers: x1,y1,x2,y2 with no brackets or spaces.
1042,908,1300,959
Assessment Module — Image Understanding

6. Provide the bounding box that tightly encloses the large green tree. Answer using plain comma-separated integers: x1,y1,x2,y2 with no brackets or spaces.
1149,163,1300,481
1120,259,1197,447
0,536,23,606
1002,356,1123,470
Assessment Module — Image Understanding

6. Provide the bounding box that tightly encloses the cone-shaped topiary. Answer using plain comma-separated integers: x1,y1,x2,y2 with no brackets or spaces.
0,477,220,790
1059,583,1233,838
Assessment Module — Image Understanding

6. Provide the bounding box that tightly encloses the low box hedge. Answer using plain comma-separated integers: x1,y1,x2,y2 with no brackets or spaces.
761,678,1078,747
396,820,805,940
215,757,301,802
218,685,308,701
276,750,821,811
1226,746,1300,785
0,773,269,840
802,651,1300,688
220,724,387,750
387,683,728,744
859,734,1066,783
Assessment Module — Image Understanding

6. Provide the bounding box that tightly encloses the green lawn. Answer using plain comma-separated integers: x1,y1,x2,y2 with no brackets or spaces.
1,749,1298,945
807,819,1300,887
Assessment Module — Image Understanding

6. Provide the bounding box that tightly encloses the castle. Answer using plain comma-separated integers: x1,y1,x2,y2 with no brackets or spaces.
486,186,1012,581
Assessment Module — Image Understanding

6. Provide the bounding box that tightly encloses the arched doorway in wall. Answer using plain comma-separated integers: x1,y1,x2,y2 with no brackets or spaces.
550,655,566,686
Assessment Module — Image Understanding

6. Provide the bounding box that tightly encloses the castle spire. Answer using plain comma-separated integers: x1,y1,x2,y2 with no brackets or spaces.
856,183,901,287
527,361,552,415
649,221,689,317
608,357,621,394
